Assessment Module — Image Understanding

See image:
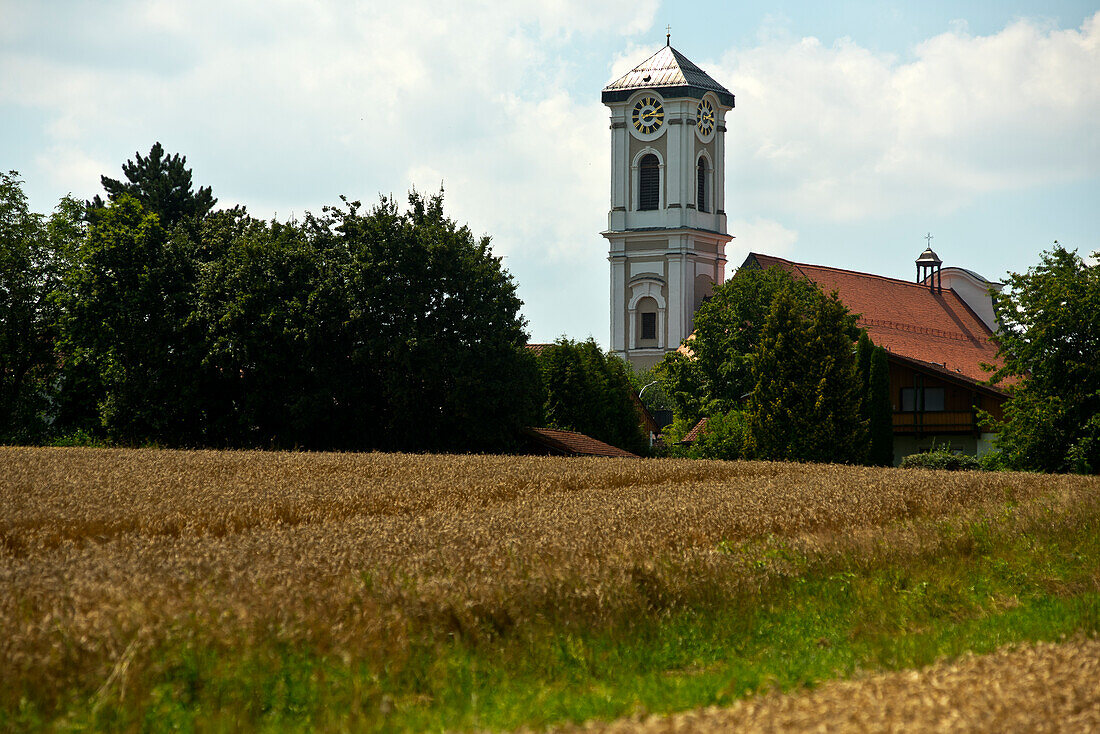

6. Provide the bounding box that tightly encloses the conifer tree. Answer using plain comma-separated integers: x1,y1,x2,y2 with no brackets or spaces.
89,142,216,235
867,346,894,465
855,330,873,406
746,285,866,463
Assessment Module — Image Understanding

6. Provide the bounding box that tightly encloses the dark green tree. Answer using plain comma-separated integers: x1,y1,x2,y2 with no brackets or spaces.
690,409,749,461
0,172,70,442
194,212,351,447
867,346,894,465
322,191,541,452
57,194,201,444
855,330,873,403
656,265,828,422
89,142,216,234
537,338,648,455
745,284,866,463
985,244,1100,473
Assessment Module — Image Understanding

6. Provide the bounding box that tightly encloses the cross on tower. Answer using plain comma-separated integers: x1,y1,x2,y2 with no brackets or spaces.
666,25,671,45
924,232,934,247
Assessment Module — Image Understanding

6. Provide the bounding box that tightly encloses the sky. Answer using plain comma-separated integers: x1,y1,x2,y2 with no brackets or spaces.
2,1,1098,346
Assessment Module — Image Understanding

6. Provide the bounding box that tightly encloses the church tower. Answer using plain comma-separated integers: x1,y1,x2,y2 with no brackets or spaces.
602,42,734,371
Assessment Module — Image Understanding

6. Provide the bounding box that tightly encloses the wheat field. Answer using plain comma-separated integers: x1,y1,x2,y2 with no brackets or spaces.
2,446,1098,726
548,638,1100,733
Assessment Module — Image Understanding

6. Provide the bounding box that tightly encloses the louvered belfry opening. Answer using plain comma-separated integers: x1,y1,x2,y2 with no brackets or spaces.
639,154,660,210
697,158,707,212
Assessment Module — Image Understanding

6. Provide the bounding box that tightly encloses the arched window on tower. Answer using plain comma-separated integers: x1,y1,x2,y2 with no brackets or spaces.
639,154,660,211
635,296,659,347
697,157,708,213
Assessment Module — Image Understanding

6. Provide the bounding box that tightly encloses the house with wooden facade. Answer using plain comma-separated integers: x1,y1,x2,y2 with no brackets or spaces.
741,251,1007,464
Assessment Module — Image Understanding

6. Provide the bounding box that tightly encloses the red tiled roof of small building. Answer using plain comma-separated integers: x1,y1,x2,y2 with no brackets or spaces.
746,253,1004,389
681,417,709,444
525,343,553,356
523,427,640,458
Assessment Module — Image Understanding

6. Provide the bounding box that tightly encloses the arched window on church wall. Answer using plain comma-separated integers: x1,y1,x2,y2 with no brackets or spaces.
693,274,714,313
639,154,660,211
635,296,659,347
696,157,708,213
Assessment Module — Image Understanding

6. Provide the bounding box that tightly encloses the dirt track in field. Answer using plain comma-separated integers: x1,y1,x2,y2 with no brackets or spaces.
546,638,1100,733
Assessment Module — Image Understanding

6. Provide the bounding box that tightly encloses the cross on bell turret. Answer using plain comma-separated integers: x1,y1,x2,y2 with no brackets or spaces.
916,234,943,293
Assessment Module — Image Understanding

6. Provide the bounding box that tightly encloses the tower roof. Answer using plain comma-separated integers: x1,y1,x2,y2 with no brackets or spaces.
916,247,942,266
602,45,735,106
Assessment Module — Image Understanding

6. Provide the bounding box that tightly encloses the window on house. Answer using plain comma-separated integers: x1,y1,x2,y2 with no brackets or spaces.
697,158,707,212
900,387,945,412
923,388,945,411
641,312,657,340
639,154,659,210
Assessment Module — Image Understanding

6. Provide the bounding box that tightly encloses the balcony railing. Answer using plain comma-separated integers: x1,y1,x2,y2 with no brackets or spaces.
892,410,977,434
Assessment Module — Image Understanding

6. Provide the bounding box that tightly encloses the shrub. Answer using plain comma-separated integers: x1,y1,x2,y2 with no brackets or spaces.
900,445,981,471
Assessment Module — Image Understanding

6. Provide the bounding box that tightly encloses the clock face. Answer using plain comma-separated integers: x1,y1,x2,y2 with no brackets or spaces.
696,99,715,136
631,96,664,135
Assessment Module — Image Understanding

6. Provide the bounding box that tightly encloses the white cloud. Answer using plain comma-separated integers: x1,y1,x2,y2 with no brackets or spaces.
727,217,799,263
33,146,112,198
0,0,653,246
717,11,1100,222
3,2,1096,343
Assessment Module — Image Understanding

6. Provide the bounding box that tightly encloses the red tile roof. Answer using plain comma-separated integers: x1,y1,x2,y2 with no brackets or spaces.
681,417,709,444
745,253,1003,390
523,427,640,458
526,343,553,356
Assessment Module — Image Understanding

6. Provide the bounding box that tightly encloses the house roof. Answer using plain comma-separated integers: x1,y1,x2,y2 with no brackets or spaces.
522,428,640,459
602,45,735,106
743,253,1004,391
681,417,709,444
525,343,552,356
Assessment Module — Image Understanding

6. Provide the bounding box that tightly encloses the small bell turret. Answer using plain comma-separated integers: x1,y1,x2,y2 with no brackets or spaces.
916,234,942,293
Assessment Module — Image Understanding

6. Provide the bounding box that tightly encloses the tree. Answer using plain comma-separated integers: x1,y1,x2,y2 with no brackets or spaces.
194,212,351,447
537,338,648,455
867,346,893,466
57,194,201,444
985,244,1100,473
657,265,828,422
322,190,541,452
89,142,216,235
690,409,749,461
855,330,873,406
0,172,69,442
745,284,866,463
854,331,894,466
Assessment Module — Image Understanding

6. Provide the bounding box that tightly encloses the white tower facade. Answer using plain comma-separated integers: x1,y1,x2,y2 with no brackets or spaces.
602,44,734,371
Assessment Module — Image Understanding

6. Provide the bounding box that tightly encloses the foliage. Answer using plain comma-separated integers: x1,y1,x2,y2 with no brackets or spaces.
656,265,866,465
193,211,352,447
56,194,202,444
654,350,714,424
193,190,540,452
8,152,540,452
745,284,866,463
536,338,647,455
855,330,873,401
690,410,749,461
656,266,828,423
0,172,68,442
899,444,982,471
88,142,216,235
985,244,1100,473
867,345,894,465
627,364,674,414
322,192,540,452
